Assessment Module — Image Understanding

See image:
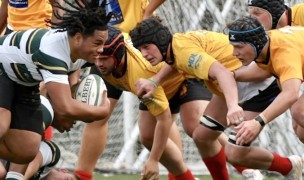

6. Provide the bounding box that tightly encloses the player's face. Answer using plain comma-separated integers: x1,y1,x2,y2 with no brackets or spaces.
44,168,78,180
231,43,255,66
137,44,162,66
78,30,109,63
248,7,272,30
95,56,115,75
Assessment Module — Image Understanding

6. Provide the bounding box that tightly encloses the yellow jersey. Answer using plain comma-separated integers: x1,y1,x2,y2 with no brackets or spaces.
115,0,149,33
291,3,304,26
102,41,184,116
171,30,242,96
7,0,52,30
257,26,304,84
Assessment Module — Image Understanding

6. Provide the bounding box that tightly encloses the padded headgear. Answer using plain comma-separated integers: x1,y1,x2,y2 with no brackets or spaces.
228,16,268,59
101,26,126,70
129,17,172,61
248,0,286,29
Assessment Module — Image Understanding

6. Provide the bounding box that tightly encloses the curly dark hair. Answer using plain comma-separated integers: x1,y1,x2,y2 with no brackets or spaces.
46,0,114,37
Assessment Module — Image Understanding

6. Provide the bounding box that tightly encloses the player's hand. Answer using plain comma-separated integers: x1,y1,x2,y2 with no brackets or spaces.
140,159,159,180
235,119,262,145
52,114,75,133
136,78,156,99
70,78,81,96
226,104,246,126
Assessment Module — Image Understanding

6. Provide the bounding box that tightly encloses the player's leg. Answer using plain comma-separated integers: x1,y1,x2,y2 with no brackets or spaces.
180,100,209,137
0,160,6,179
4,136,60,180
290,90,304,143
168,113,183,151
225,80,302,179
0,80,43,163
178,79,211,138
138,110,195,179
0,72,14,150
74,98,118,180
192,95,229,180
5,163,28,180
23,140,61,179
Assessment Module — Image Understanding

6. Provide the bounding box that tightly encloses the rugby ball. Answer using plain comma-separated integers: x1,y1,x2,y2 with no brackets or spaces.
73,74,107,106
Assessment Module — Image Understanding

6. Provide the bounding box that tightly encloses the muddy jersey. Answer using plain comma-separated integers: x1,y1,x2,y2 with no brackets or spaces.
257,26,304,84
7,0,52,30
0,28,89,86
291,3,304,26
171,30,242,95
102,40,184,116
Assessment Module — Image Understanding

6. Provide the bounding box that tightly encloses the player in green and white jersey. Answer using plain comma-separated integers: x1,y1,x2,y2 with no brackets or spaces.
0,0,111,166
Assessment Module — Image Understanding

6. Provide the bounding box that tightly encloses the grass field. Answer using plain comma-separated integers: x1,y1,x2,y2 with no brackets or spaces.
93,173,283,180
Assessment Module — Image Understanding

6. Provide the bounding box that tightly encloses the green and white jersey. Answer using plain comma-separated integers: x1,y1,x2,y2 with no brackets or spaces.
0,28,89,86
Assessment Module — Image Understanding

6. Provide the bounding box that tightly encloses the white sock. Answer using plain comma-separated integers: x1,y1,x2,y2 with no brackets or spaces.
5,171,24,180
40,141,53,167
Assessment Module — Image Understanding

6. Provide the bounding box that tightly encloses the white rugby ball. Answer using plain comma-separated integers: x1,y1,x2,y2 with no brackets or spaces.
74,74,107,106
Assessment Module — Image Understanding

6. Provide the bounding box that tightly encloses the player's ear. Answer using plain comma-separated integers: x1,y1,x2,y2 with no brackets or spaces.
73,32,83,46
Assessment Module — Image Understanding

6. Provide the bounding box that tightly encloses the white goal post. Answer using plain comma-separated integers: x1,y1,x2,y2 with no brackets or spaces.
53,0,304,175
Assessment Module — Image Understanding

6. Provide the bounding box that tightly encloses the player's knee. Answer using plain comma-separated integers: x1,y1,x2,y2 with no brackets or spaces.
291,107,304,126
139,134,154,150
0,161,6,180
6,135,41,163
293,127,304,144
225,144,243,165
192,115,225,145
181,122,195,138
225,132,252,165
12,149,37,164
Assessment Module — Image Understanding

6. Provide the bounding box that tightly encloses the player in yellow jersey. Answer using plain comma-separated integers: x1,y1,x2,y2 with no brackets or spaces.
247,0,304,30
228,1,304,178
91,26,196,180
75,1,169,179
129,16,303,179
227,16,304,180
114,0,166,33
0,0,58,34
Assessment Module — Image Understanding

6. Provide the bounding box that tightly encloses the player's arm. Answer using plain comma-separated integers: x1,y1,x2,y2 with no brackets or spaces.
142,108,173,180
235,78,301,145
234,62,272,82
45,81,110,122
143,0,166,19
0,0,8,34
255,78,300,124
68,69,81,94
136,64,179,99
208,61,245,125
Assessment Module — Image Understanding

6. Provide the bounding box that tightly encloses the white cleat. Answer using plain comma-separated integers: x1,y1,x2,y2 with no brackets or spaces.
242,169,264,180
284,155,303,180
